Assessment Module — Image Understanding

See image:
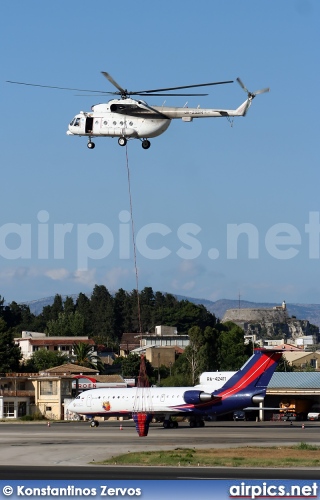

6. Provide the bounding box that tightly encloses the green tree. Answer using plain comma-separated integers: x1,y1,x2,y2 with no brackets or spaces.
0,331,22,372
40,294,64,325
161,354,192,386
25,349,68,371
46,311,86,336
139,287,155,332
0,295,4,316
72,342,104,372
75,293,92,335
174,300,216,334
63,296,75,315
275,356,294,372
182,325,220,384
114,288,133,339
115,353,154,379
0,317,7,334
218,321,251,370
90,285,116,347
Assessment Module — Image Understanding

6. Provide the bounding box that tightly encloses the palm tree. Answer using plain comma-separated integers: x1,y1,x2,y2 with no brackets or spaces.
72,342,104,372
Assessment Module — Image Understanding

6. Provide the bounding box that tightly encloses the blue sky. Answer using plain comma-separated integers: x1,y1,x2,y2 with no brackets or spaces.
1,0,320,305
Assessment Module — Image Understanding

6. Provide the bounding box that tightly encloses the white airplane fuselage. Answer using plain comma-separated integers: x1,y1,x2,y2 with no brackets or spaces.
69,372,236,418
69,385,221,418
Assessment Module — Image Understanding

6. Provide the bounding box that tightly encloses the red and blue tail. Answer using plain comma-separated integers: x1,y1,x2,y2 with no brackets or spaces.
176,349,283,416
215,348,282,400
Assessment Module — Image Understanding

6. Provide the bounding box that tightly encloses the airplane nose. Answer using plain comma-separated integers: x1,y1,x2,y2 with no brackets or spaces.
68,400,75,411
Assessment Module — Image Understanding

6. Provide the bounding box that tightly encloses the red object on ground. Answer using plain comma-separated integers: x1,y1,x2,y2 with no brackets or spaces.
133,412,152,437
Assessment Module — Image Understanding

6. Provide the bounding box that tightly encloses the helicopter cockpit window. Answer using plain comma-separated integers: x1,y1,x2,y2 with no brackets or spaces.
69,118,75,126
73,118,81,127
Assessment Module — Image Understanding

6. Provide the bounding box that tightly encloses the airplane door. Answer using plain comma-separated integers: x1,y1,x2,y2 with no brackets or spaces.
86,394,92,407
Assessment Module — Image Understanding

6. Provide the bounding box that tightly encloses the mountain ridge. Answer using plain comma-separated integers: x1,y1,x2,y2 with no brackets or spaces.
21,294,320,327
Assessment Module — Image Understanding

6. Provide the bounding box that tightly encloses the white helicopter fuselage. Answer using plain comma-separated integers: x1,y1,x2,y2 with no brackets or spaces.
67,98,172,140
66,96,251,143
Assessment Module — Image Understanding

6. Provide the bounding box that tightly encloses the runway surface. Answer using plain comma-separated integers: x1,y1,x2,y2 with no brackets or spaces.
1,420,320,479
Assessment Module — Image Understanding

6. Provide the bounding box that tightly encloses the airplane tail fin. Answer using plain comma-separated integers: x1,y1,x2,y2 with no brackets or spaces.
215,349,283,398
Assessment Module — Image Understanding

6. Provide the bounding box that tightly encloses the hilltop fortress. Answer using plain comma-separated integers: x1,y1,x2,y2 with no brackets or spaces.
222,301,317,343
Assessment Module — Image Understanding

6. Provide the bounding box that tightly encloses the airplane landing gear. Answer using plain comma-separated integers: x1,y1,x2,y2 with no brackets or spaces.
142,139,151,150
189,418,205,428
163,419,178,429
90,420,99,428
118,137,127,147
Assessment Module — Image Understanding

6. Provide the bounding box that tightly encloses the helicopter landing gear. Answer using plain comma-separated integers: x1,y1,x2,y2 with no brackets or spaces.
87,141,95,149
142,139,151,150
118,137,127,147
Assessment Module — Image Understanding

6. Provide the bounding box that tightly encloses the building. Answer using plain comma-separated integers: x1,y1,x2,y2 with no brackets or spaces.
119,325,189,357
0,373,37,418
0,363,126,420
15,331,96,362
283,350,320,370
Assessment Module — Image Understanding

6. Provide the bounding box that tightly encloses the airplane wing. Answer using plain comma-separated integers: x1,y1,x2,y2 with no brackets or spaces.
243,407,284,411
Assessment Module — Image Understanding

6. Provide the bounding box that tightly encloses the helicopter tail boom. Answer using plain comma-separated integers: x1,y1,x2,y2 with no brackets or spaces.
234,98,252,117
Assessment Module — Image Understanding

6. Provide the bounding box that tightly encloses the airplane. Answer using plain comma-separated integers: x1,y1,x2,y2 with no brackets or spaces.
6,72,269,150
68,348,282,430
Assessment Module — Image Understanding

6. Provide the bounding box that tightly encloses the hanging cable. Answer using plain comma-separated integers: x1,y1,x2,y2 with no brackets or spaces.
125,144,142,334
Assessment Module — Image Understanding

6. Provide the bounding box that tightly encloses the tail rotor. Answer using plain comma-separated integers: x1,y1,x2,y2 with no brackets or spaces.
236,77,270,115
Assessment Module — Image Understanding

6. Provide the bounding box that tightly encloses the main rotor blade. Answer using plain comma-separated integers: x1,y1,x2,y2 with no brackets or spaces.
101,71,126,94
134,92,209,97
75,92,209,97
6,80,111,93
133,80,233,94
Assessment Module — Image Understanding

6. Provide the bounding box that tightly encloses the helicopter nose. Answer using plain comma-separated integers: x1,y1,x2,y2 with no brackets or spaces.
66,130,73,135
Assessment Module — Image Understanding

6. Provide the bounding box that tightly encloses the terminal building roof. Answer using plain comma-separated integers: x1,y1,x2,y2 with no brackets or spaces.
269,372,320,390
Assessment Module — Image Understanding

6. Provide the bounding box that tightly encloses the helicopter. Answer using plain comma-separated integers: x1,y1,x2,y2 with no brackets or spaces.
6,72,269,150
